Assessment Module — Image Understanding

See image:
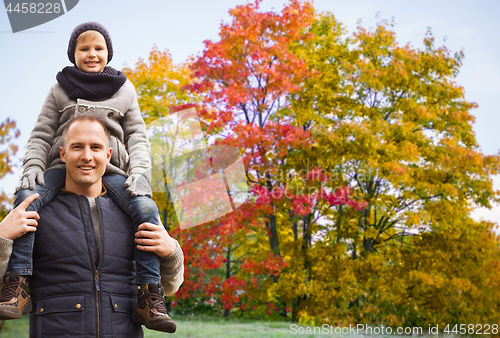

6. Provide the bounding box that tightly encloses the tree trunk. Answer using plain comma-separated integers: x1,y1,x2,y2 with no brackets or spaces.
363,237,374,253
223,247,231,318
266,214,281,257
335,206,344,243
291,295,306,322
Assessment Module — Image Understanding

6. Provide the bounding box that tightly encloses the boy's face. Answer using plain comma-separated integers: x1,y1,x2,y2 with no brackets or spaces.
74,32,108,73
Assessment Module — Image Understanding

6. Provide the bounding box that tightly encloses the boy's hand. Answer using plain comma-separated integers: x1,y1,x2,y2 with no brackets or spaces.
15,165,45,192
0,193,40,240
124,173,152,197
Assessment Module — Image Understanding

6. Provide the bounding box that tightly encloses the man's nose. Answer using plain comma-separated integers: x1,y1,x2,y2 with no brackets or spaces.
81,147,93,161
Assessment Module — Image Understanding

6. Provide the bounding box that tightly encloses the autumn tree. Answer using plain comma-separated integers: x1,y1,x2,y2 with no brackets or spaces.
123,47,203,314
123,47,256,316
123,46,196,230
289,13,500,325
293,15,499,254
189,0,316,258
123,2,500,327
0,118,19,220
188,0,370,319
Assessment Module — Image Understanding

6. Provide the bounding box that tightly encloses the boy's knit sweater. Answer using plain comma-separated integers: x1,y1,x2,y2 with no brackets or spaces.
21,79,152,194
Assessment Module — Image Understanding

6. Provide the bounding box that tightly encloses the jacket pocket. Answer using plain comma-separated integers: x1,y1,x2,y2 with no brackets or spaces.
110,293,135,314
76,99,124,121
109,135,130,170
48,135,62,165
109,294,141,336
34,293,85,338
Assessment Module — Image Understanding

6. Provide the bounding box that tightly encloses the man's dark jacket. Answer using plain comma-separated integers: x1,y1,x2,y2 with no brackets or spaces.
29,192,143,338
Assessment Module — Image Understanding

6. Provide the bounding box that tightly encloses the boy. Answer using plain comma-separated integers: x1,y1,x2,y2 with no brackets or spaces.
0,22,176,333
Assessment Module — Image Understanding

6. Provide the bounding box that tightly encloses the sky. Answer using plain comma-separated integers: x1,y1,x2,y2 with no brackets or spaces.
0,0,499,223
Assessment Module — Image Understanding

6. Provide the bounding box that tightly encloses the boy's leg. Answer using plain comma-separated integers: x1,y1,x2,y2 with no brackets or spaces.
0,169,65,320
7,169,66,275
102,174,175,333
102,174,161,283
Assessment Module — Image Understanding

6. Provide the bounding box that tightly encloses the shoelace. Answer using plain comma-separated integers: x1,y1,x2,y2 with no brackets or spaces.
149,293,168,314
0,280,20,302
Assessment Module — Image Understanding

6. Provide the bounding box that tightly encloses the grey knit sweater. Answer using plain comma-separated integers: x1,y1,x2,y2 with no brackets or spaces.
21,80,151,190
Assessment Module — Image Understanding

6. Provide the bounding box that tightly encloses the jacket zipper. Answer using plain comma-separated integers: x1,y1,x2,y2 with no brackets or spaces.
95,269,100,337
79,196,102,338
95,198,104,338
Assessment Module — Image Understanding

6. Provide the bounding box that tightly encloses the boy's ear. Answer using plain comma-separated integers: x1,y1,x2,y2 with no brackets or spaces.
59,146,66,163
107,147,112,163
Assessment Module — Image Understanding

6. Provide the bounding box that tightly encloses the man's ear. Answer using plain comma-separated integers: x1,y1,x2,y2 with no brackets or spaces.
107,147,112,163
59,146,66,163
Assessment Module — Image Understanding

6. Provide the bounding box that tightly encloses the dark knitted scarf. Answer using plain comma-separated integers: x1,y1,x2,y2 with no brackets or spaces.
56,66,127,100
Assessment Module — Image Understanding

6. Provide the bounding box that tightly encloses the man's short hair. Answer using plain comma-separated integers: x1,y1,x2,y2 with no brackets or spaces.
61,116,111,149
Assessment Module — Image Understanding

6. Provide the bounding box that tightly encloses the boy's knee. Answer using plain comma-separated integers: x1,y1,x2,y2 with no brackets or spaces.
14,189,38,208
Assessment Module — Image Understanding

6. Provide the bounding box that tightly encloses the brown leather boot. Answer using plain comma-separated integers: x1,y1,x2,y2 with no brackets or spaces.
131,282,176,333
0,272,33,320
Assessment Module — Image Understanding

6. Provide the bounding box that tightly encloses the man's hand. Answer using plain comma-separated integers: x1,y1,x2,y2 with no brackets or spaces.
0,193,40,240
135,222,176,258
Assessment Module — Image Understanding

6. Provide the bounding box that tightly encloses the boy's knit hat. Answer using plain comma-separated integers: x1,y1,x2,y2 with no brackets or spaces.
67,22,113,65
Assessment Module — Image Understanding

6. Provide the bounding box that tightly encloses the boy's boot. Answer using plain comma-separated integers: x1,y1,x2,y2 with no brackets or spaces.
132,282,176,333
0,272,32,320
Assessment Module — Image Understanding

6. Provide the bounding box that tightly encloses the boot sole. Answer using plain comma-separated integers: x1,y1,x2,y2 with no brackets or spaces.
0,299,33,320
131,308,176,333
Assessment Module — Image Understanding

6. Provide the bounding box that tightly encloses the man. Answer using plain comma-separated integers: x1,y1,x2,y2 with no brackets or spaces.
0,116,183,337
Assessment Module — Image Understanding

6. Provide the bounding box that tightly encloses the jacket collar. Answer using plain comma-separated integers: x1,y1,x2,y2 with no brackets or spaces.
61,185,107,197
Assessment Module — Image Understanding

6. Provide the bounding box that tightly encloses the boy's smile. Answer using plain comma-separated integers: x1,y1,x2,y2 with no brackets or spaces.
74,31,108,73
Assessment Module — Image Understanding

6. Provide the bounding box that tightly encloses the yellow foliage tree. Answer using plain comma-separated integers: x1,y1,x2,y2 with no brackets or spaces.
289,14,500,327
0,118,19,220
123,46,196,230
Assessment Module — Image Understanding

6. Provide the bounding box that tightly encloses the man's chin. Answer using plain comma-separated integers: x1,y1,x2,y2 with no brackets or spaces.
74,178,100,187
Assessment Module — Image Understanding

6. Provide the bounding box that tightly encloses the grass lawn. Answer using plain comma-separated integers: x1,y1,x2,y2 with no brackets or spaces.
144,315,294,338
0,314,465,338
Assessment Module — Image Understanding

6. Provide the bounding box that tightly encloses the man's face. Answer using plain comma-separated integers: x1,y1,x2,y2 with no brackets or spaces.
74,31,108,73
59,120,111,196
